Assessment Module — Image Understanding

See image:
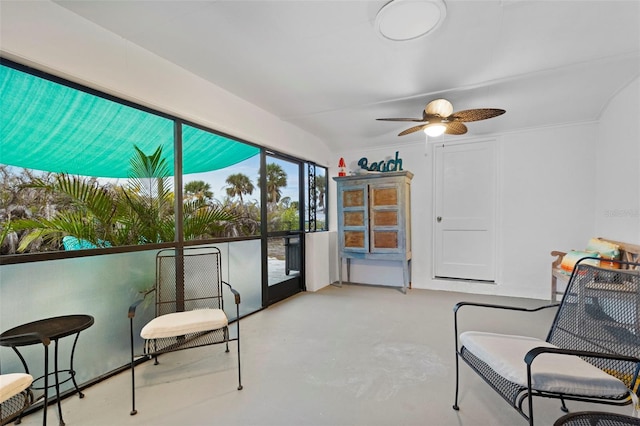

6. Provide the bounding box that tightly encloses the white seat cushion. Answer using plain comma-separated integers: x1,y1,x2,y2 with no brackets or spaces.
460,331,628,397
141,309,228,340
0,373,33,404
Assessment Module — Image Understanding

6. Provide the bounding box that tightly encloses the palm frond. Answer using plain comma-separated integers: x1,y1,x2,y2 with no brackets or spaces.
183,201,238,239
127,145,173,214
11,210,105,251
27,174,117,226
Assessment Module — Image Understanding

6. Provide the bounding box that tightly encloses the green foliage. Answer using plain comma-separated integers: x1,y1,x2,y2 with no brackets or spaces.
184,180,213,202
8,145,238,252
183,199,237,239
1,149,328,254
280,206,299,231
10,174,119,250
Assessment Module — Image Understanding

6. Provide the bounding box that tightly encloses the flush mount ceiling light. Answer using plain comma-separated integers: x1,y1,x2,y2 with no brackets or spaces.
375,0,447,41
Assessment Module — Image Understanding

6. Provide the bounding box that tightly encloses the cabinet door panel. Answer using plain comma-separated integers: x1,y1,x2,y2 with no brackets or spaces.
372,231,399,249
345,231,366,248
344,211,365,227
373,210,397,226
372,187,397,206
343,189,365,207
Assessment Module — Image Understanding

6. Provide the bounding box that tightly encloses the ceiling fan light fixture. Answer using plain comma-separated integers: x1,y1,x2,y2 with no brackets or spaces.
375,0,447,42
424,123,447,137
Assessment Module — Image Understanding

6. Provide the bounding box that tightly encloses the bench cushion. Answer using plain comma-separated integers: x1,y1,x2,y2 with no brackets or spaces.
586,238,620,260
0,373,33,404
141,309,228,339
460,331,628,397
560,250,600,272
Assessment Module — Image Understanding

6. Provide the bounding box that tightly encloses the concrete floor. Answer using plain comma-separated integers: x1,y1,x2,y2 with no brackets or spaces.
17,283,633,426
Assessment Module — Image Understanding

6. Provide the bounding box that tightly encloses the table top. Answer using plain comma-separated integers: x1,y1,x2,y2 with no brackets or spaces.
0,315,94,346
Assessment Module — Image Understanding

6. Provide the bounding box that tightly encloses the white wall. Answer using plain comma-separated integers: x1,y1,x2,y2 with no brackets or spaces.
333,78,640,299
333,123,600,299
595,77,640,243
305,232,332,292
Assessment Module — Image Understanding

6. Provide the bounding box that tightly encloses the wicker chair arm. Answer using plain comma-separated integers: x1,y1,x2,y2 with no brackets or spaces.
0,332,50,346
222,281,241,305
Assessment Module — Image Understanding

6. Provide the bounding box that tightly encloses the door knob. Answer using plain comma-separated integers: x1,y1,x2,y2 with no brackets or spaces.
437,216,442,222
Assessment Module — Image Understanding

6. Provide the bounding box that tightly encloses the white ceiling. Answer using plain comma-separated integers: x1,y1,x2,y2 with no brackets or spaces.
53,0,640,151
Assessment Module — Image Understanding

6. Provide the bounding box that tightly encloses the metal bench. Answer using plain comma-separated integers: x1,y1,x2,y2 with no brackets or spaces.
453,258,640,425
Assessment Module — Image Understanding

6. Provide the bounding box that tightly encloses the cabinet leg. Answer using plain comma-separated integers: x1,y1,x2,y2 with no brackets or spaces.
346,258,351,283
402,260,410,294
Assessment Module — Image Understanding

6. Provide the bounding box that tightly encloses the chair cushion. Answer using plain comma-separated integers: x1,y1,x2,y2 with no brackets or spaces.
141,309,228,340
0,373,33,404
460,331,628,397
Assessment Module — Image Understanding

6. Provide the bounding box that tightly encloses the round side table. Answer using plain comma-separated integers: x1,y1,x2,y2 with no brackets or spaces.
1,315,94,426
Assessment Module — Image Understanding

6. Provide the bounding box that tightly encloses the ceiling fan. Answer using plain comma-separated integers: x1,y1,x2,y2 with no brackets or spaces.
377,98,505,137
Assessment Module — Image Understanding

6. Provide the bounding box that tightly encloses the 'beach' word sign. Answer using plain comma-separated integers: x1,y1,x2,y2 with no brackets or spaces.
357,151,403,172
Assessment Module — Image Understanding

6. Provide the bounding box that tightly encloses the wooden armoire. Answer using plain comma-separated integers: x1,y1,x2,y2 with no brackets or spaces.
333,171,413,292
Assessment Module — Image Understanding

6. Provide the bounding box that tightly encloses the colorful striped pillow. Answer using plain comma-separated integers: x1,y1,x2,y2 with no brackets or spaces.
560,250,600,272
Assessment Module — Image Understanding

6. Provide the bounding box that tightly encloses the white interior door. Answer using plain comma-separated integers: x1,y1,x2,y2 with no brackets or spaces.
434,141,496,281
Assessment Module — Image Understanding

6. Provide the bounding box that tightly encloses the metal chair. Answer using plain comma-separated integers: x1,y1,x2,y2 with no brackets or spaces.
128,246,242,416
0,333,50,426
453,258,640,425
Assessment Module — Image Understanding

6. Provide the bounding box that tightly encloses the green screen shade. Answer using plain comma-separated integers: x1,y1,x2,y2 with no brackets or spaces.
0,65,259,178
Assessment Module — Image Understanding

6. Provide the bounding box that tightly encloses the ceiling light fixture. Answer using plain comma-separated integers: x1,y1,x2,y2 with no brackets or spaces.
375,0,447,41
424,123,447,137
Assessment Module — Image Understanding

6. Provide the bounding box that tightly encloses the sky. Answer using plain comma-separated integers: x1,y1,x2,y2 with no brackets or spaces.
183,154,300,204
4,154,303,207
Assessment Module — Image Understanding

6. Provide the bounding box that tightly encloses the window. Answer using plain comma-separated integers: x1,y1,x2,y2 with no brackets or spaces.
305,163,328,231
0,60,325,258
181,124,260,240
0,62,175,253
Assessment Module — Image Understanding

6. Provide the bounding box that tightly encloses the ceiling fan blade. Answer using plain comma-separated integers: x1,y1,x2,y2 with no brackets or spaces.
450,108,506,122
444,122,467,135
398,124,427,136
425,98,453,117
376,117,426,122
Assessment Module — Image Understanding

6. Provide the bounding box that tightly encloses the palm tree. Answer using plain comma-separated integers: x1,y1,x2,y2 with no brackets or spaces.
120,145,175,243
225,173,254,205
184,180,213,203
10,145,238,251
9,171,122,251
260,163,287,204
